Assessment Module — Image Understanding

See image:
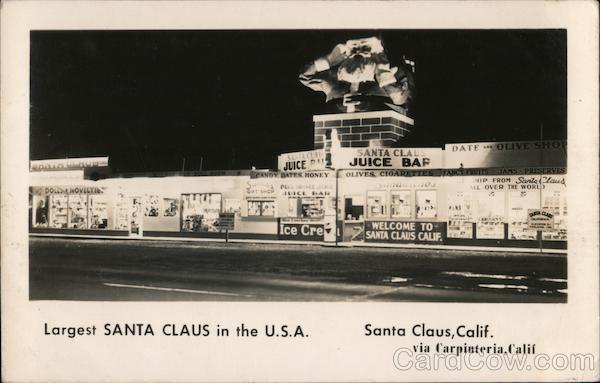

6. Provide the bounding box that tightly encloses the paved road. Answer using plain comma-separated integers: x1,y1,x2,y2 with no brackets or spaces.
29,237,567,302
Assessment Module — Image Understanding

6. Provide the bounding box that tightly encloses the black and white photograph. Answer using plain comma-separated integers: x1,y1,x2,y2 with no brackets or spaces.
28,29,568,302
2,2,598,382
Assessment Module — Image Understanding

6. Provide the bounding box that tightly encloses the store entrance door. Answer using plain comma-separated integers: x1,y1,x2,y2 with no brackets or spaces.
342,195,365,243
130,196,143,236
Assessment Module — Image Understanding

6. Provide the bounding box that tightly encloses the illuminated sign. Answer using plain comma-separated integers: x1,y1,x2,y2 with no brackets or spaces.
31,186,105,195
278,150,326,172
364,221,445,243
332,148,442,169
279,222,324,241
444,140,566,168
30,157,109,171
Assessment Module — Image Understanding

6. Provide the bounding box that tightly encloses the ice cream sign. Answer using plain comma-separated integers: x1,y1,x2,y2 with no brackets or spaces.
332,148,442,169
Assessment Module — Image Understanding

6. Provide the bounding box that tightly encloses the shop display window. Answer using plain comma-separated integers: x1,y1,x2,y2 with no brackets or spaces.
262,201,275,216
447,191,474,239
541,189,567,241
223,199,241,215
88,195,108,229
390,190,411,218
114,193,130,230
68,194,88,229
145,195,160,217
344,195,364,221
367,190,387,218
416,190,437,219
181,193,222,232
33,195,49,227
287,198,324,218
287,199,299,217
508,191,539,240
247,200,275,217
163,198,179,217
49,194,69,228
301,198,324,218
475,191,505,239
130,197,143,234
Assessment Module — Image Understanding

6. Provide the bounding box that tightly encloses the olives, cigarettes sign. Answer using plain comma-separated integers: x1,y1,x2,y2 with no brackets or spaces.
364,221,445,243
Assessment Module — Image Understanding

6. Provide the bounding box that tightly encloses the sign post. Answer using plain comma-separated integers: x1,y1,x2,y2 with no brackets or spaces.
527,209,554,254
218,212,235,243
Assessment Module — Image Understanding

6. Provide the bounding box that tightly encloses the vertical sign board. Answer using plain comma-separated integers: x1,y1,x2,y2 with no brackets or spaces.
218,212,236,230
364,221,445,244
527,209,555,230
218,212,236,243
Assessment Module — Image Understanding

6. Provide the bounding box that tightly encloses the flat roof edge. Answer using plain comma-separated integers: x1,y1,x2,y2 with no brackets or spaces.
313,110,414,125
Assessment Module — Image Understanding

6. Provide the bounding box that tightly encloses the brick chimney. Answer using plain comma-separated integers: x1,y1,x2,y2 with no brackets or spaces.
314,110,414,152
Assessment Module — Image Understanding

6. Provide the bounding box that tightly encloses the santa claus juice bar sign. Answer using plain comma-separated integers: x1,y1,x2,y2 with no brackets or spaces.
332,148,442,169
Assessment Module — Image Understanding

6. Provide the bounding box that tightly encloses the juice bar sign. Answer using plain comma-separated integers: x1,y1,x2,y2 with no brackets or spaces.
332,148,442,169
364,221,445,243
278,150,326,172
279,222,324,241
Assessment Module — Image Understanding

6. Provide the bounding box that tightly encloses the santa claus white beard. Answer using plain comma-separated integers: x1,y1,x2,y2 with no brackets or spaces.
337,59,377,84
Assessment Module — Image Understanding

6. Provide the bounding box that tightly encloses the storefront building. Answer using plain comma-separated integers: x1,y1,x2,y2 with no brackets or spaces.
28,39,567,250
29,138,567,250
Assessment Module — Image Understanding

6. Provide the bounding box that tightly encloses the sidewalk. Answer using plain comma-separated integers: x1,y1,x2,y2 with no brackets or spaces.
30,232,567,256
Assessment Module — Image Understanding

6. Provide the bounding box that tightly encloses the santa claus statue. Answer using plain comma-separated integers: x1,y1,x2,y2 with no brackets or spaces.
300,37,415,114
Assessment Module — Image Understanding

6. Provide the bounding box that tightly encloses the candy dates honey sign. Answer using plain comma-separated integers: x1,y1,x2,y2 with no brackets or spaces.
527,209,555,230
364,221,445,244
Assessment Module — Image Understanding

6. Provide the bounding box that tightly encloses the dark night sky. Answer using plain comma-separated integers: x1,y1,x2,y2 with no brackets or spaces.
30,30,566,173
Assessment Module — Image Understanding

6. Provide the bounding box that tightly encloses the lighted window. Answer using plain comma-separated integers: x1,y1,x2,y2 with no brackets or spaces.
33,195,49,228
367,190,387,218
163,198,179,217
88,195,108,229
390,190,411,218
68,194,88,229
181,193,222,232
48,194,69,228
145,195,160,217
344,195,364,221
300,198,324,218
248,200,275,217
416,190,437,219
